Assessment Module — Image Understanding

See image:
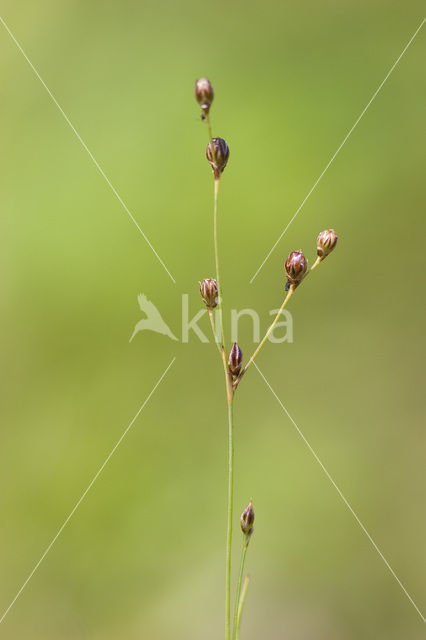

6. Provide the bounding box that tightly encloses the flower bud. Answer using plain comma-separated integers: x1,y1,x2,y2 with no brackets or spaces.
316,229,338,259
228,342,243,379
195,78,214,115
285,250,307,287
200,278,218,308
240,500,254,536
206,137,229,179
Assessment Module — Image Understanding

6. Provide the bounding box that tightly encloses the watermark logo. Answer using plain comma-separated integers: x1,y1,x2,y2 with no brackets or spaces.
129,294,178,342
130,293,293,344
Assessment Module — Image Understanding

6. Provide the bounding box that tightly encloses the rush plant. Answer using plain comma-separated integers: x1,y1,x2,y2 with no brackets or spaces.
195,77,338,639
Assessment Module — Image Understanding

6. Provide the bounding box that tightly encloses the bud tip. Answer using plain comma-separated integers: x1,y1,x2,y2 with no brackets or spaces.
228,342,243,379
316,229,338,259
240,500,255,536
200,278,218,308
285,250,308,287
195,77,214,115
206,137,230,179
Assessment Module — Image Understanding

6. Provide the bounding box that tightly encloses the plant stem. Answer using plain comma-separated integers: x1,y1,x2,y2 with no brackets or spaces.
310,256,322,272
213,178,233,404
235,575,250,640
235,285,296,387
214,179,227,352
232,534,250,639
208,308,222,356
205,111,216,163
211,173,234,640
225,399,234,640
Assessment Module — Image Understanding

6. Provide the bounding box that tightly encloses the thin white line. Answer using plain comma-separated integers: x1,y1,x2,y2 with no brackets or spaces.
254,361,426,623
0,16,176,284
0,357,176,625
249,17,426,284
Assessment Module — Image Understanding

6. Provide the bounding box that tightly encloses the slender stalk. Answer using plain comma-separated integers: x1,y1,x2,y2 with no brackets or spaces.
212,178,233,402
235,575,250,640
208,308,222,356
232,534,250,639
210,172,234,640
209,309,232,401
234,256,324,389
225,400,235,640
205,112,216,163
235,285,295,386
310,256,322,272
214,179,227,352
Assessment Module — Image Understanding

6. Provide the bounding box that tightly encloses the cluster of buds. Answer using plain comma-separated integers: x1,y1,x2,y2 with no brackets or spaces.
200,278,218,308
228,342,243,380
195,78,214,117
206,137,230,179
316,229,338,259
285,250,307,288
285,230,338,289
240,500,255,537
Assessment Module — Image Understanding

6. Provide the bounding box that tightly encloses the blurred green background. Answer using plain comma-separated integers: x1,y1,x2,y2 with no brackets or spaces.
0,1,425,637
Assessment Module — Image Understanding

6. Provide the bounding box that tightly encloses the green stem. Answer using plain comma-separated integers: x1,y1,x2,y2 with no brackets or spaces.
225,399,234,640
205,111,216,163
310,256,322,272
235,575,250,640
232,535,250,639
213,178,233,403
235,285,295,387
214,178,227,354
234,256,324,390
210,172,234,640
208,308,222,356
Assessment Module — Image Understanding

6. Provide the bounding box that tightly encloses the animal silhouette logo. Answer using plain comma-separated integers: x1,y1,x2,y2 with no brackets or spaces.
129,294,178,342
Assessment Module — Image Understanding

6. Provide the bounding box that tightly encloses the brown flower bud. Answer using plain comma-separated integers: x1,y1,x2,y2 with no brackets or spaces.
285,250,307,287
316,229,338,259
195,78,214,115
206,137,229,179
228,342,243,379
200,278,218,308
240,500,254,536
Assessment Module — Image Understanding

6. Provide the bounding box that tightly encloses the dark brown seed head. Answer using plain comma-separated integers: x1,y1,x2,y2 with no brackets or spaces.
195,78,214,115
285,250,308,287
228,342,243,379
206,137,230,179
316,229,338,259
240,500,255,536
200,278,218,308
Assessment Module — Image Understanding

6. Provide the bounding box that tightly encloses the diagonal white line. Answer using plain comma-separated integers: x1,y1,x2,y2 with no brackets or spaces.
0,357,176,625
254,361,426,623
249,17,426,284
0,16,176,284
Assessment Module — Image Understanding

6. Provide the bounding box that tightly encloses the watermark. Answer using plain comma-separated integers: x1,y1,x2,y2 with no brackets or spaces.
130,294,293,344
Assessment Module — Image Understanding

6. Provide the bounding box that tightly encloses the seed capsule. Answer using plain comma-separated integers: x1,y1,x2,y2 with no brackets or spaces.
240,500,255,536
195,78,214,115
316,229,338,259
200,278,218,308
285,250,307,287
206,137,230,179
228,342,243,379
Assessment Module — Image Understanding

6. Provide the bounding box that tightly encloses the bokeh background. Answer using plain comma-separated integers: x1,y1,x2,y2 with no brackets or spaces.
0,1,425,638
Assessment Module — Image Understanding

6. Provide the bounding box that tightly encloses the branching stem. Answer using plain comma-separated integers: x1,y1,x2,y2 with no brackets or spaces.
211,173,234,640
225,399,234,640
208,308,222,356
205,111,216,163
232,534,251,639
234,255,324,389
235,285,295,387
235,575,250,640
